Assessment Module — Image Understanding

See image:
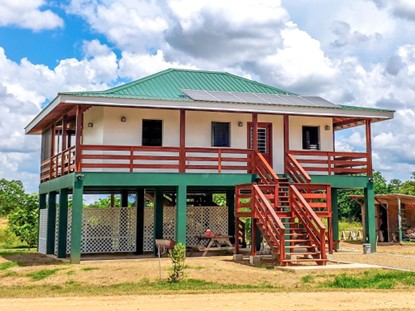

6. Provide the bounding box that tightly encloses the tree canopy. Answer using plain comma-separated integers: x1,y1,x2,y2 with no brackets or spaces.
0,179,27,216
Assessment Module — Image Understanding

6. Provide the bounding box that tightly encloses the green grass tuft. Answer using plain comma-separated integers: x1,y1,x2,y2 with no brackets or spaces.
27,269,61,281
80,267,99,271
324,270,415,289
301,274,315,283
0,261,17,270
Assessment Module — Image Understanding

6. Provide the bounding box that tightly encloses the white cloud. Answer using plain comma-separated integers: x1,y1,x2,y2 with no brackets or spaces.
118,50,196,79
0,0,63,31
67,0,169,52
0,43,119,191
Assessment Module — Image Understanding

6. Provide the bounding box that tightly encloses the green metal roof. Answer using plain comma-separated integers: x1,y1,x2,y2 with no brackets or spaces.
339,105,395,113
61,68,293,100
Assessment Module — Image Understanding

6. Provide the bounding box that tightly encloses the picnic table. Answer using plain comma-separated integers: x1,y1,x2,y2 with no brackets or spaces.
191,235,234,257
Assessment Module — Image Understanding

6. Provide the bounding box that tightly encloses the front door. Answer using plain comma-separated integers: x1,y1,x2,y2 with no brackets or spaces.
248,122,273,166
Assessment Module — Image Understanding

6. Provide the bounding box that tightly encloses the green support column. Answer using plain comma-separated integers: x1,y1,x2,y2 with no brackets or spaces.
135,189,145,255
154,188,164,255
57,188,68,258
120,190,129,248
70,177,84,264
176,184,187,245
46,192,57,254
364,181,376,252
226,189,235,243
331,188,339,251
121,190,128,207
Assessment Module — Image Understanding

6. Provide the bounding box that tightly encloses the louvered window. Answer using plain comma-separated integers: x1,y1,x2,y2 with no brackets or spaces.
211,122,230,147
302,126,320,150
142,120,162,146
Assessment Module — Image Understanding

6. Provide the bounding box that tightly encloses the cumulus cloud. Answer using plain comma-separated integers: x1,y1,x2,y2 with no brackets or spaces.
67,0,169,52
330,20,382,48
0,0,63,30
0,43,118,191
390,0,415,21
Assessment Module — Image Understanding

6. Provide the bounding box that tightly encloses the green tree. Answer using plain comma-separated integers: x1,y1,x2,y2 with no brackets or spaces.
388,178,402,193
400,173,415,195
373,171,389,194
0,179,26,216
7,193,39,247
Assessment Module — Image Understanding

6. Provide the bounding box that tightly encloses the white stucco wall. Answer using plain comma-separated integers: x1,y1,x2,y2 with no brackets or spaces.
289,116,333,151
82,107,334,174
83,107,180,146
83,106,104,145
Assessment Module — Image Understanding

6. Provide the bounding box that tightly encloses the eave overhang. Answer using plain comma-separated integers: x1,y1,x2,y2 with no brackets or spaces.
25,94,395,135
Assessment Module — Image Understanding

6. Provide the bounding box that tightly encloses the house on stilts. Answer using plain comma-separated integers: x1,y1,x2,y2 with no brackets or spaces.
25,68,394,265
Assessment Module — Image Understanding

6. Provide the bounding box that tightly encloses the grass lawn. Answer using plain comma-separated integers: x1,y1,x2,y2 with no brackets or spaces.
0,247,414,297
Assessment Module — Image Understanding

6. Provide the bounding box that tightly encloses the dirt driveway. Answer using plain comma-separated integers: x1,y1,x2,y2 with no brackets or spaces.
1,292,415,311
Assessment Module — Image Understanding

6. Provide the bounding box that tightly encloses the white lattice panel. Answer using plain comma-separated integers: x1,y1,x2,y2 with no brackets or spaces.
60,207,137,254
143,205,228,251
54,205,228,254
38,208,48,254
186,206,228,246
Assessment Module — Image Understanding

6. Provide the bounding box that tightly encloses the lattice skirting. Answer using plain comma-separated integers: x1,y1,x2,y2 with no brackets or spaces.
143,205,229,251
38,208,48,254
43,205,228,255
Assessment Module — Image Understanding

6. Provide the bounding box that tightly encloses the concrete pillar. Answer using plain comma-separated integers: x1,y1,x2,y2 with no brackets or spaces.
154,188,164,255
57,188,68,258
364,180,376,252
135,189,145,255
226,189,235,243
176,184,187,245
70,177,84,264
46,192,57,254
331,188,339,251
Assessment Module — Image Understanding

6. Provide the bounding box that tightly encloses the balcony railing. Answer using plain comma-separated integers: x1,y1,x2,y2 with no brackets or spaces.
287,150,369,176
40,145,253,182
40,145,370,182
41,146,76,182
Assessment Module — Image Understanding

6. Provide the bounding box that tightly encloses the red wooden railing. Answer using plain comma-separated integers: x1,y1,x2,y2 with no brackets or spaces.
253,151,279,184
286,154,312,183
41,145,253,182
41,146,76,182
288,150,369,176
235,183,286,264
289,185,327,262
294,183,333,253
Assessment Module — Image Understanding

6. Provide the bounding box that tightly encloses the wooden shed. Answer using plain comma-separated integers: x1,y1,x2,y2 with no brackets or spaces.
350,194,415,242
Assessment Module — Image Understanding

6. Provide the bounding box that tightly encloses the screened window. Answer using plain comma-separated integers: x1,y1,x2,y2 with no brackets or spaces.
211,122,230,147
41,128,51,161
302,126,320,150
142,120,162,146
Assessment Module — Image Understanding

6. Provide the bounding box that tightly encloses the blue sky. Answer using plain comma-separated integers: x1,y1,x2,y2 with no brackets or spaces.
1,0,415,192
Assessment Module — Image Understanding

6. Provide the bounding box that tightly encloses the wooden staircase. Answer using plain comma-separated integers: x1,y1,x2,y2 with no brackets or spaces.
235,152,332,266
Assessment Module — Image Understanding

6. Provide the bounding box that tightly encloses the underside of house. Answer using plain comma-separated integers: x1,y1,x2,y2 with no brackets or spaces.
26,68,394,265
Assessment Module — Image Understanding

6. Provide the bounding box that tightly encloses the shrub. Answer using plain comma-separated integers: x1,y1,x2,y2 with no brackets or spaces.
168,243,186,282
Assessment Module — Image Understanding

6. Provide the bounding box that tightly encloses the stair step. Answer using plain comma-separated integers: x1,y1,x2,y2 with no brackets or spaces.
285,245,315,249
285,239,309,243
283,258,327,263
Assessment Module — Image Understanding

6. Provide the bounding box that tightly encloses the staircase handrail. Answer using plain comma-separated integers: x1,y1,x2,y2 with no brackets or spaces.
286,153,311,183
289,185,326,260
252,184,286,264
253,151,279,184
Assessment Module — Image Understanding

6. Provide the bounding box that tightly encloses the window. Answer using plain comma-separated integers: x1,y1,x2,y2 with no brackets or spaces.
302,126,320,150
142,120,162,146
211,122,230,147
